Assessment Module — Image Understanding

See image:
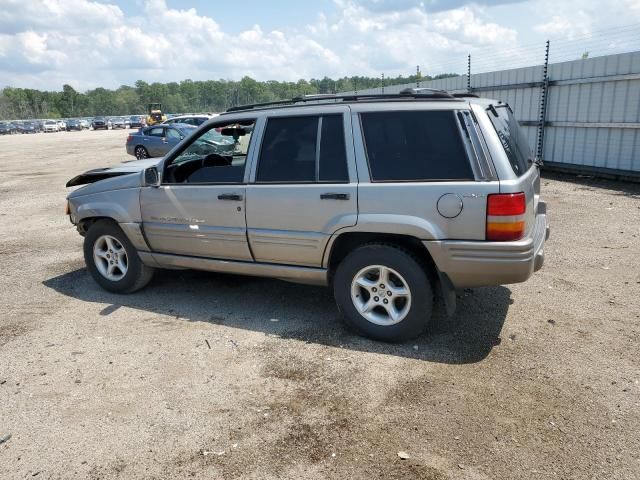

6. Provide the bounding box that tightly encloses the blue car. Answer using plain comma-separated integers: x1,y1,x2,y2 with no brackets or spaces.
126,123,197,159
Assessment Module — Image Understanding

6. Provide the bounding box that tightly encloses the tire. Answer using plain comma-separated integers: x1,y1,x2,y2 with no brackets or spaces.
134,146,149,159
83,220,154,293
333,244,433,342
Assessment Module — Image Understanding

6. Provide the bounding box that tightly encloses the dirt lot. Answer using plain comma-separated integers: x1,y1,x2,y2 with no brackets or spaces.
0,129,639,479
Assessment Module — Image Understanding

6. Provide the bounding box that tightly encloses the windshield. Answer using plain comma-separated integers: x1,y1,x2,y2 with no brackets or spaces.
487,105,533,176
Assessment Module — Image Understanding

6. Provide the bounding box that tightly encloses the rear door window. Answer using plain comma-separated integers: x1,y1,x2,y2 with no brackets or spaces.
319,115,349,182
257,115,349,183
147,127,165,137
360,110,474,182
486,105,533,176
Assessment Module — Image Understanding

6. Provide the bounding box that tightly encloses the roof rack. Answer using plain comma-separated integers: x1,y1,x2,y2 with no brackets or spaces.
451,93,480,98
225,88,460,113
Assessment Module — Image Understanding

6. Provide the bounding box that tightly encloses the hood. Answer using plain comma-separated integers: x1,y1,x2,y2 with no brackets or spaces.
66,157,161,187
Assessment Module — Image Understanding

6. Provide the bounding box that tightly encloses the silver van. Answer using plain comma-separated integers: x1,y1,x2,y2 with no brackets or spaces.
65,89,549,341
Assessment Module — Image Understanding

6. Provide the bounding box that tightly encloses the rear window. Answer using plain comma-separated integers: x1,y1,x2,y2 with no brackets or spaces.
360,110,473,182
487,105,533,176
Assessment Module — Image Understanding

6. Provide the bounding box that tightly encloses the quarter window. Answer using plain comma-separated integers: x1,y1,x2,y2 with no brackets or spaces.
360,110,474,182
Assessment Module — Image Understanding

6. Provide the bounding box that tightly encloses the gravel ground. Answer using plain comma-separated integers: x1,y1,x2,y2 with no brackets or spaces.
0,129,639,480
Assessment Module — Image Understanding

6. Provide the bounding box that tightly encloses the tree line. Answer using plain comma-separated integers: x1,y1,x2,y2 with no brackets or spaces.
0,73,458,120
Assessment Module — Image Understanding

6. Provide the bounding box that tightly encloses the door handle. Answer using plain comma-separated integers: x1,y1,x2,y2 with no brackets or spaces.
320,193,350,200
218,193,243,201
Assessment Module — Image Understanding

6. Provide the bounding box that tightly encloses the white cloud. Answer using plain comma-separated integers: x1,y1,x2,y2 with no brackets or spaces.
0,0,636,90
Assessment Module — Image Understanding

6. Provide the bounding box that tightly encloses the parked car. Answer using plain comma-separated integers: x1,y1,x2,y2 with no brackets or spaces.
92,117,111,130
111,117,128,129
57,120,67,130
43,120,59,133
21,121,39,134
79,119,90,129
11,121,26,134
65,90,549,341
129,115,146,128
162,114,217,127
0,122,17,135
66,119,83,131
125,123,198,159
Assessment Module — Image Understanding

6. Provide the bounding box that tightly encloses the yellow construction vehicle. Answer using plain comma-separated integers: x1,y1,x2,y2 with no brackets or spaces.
146,103,167,126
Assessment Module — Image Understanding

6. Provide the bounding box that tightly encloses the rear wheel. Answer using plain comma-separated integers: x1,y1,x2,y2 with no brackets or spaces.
135,146,149,159
333,244,433,341
84,220,154,293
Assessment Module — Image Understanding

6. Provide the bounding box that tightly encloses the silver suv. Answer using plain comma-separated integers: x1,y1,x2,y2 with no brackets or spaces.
65,89,549,341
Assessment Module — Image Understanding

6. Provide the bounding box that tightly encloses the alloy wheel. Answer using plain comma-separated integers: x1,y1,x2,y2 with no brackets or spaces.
350,265,412,326
93,235,128,281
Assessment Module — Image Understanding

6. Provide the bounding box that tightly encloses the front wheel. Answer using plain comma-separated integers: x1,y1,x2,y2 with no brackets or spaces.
333,244,433,342
83,220,154,293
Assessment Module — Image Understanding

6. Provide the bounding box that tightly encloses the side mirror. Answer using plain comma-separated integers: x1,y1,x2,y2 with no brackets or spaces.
143,166,160,187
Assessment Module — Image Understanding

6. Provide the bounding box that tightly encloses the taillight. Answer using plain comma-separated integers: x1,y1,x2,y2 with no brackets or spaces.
126,134,132,143
486,193,526,241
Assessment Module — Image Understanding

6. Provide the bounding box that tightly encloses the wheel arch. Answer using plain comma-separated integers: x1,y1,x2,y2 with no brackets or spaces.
324,231,439,282
325,231,457,317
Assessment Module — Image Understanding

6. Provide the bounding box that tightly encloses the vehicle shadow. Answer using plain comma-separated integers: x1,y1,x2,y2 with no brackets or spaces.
43,268,511,365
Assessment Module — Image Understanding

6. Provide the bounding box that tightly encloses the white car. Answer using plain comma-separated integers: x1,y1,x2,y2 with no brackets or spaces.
43,120,59,133
57,120,66,130
162,114,218,127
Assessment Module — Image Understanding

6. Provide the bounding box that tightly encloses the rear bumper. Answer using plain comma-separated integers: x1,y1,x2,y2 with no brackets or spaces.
425,208,549,289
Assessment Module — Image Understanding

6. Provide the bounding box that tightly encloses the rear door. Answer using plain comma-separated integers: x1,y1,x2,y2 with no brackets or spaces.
245,107,357,267
143,126,166,157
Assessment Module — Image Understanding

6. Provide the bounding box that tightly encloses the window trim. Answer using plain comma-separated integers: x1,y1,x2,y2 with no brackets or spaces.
255,114,350,185
359,109,477,183
160,118,257,186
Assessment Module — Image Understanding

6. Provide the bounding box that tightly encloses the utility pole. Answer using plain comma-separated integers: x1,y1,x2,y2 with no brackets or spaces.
416,65,421,88
381,73,385,94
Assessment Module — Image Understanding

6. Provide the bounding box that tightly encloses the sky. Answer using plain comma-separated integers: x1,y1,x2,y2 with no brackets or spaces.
0,0,639,91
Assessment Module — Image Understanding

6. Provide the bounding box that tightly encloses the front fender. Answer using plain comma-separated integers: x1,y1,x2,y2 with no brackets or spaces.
69,187,142,224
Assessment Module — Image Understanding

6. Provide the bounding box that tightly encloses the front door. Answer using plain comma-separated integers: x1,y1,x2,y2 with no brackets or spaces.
246,110,357,267
141,119,257,261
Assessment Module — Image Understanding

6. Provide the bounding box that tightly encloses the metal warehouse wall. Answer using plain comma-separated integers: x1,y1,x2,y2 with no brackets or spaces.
341,51,640,177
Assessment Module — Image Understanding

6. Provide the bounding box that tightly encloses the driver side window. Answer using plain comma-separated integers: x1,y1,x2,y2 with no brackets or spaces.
163,120,255,184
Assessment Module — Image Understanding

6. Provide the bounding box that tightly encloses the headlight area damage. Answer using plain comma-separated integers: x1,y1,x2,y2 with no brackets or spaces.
66,168,131,187
65,158,161,187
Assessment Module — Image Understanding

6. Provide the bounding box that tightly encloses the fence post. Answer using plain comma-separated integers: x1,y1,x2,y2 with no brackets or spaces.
467,54,471,92
537,40,550,161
